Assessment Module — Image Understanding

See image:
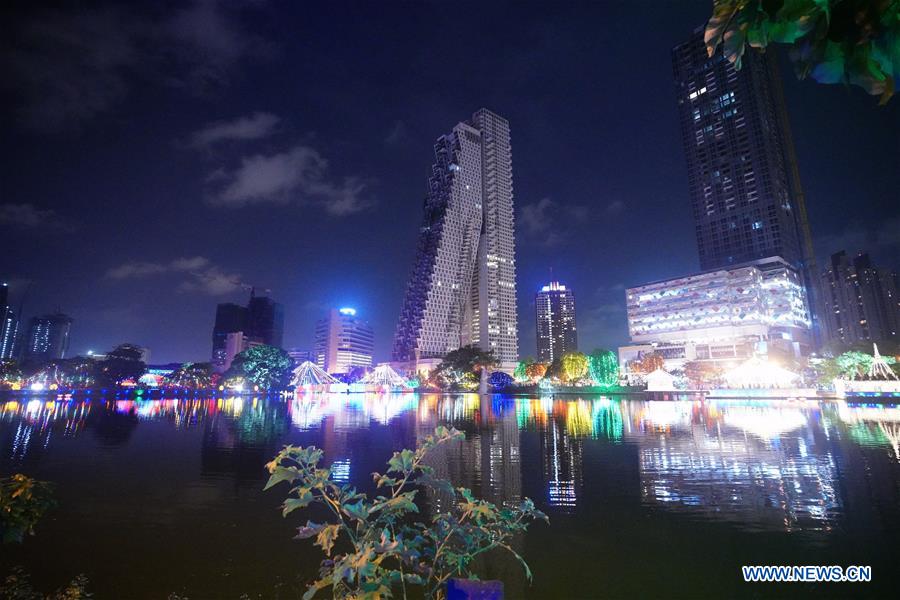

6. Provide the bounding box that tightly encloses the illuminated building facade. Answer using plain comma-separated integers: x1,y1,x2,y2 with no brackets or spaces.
393,108,518,371
535,281,577,363
315,308,374,374
0,283,17,360
624,256,810,368
821,251,899,345
672,27,822,341
24,312,73,362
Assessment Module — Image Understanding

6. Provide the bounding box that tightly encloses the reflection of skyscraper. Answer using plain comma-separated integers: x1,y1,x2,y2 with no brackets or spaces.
0,283,17,360
542,419,582,510
535,281,577,363
393,109,518,370
315,308,374,374
672,27,821,340
627,400,841,531
25,313,72,361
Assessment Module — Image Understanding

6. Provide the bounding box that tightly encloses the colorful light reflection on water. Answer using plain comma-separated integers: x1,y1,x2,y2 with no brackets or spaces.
1,394,899,598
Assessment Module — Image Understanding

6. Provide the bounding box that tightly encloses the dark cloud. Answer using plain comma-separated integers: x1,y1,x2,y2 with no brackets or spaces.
188,112,280,148
106,256,241,295
204,143,373,215
4,0,268,132
0,203,74,230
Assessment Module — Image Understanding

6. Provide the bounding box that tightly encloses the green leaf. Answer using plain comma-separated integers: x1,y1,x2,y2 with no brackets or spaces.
295,520,324,539
283,493,315,516
316,523,341,556
369,492,419,516
264,466,299,491
343,499,370,521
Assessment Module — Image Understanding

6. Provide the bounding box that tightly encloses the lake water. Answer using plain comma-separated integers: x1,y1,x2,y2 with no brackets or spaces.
1,394,899,598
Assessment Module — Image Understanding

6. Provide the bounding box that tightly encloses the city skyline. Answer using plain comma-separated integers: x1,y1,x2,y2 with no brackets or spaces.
1,1,897,364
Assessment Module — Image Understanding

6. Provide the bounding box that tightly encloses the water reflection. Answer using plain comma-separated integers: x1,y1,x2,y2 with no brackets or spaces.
2,394,898,536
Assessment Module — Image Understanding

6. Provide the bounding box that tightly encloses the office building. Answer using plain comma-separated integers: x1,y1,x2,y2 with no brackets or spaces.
821,251,899,345
0,283,17,360
672,27,821,340
535,281,577,363
210,291,284,372
211,302,247,372
393,108,518,371
24,313,73,362
622,257,810,370
315,308,374,374
287,348,314,365
246,292,284,347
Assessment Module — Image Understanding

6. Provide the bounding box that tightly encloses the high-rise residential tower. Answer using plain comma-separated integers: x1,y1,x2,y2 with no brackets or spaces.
0,283,17,360
246,292,284,347
672,28,821,342
393,108,518,370
821,251,899,346
24,313,73,362
211,302,247,371
535,281,577,363
315,308,374,374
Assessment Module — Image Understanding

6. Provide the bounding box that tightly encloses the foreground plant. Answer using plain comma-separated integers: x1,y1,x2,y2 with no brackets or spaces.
1,475,55,544
265,426,548,599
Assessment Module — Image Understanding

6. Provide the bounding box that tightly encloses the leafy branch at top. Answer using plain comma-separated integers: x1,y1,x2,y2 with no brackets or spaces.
706,0,900,103
264,426,548,600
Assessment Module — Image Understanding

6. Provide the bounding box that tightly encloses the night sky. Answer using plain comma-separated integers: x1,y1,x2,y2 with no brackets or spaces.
2,1,898,364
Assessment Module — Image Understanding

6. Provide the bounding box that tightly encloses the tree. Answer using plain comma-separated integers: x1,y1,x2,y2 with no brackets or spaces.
706,0,900,103
345,365,370,383
1,475,55,544
434,345,498,383
588,349,619,386
166,362,213,388
684,360,725,388
61,357,97,388
560,352,589,383
96,344,146,387
633,351,665,374
0,360,23,389
835,350,874,378
513,359,531,382
525,362,548,381
488,371,514,390
229,345,293,390
265,427,547,599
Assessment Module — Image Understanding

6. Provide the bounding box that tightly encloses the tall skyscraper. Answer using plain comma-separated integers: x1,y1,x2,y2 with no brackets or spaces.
24,313,73,362
0,283,17,360
535,281,577,363
393,108,518,369
210,291,284,371
315,308,374,374
821,251,899,346
211,302,247,371
672,28,821,341
246,292,284,347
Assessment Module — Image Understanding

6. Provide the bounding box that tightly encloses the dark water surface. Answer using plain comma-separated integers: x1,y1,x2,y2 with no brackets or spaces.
1,394,899,599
